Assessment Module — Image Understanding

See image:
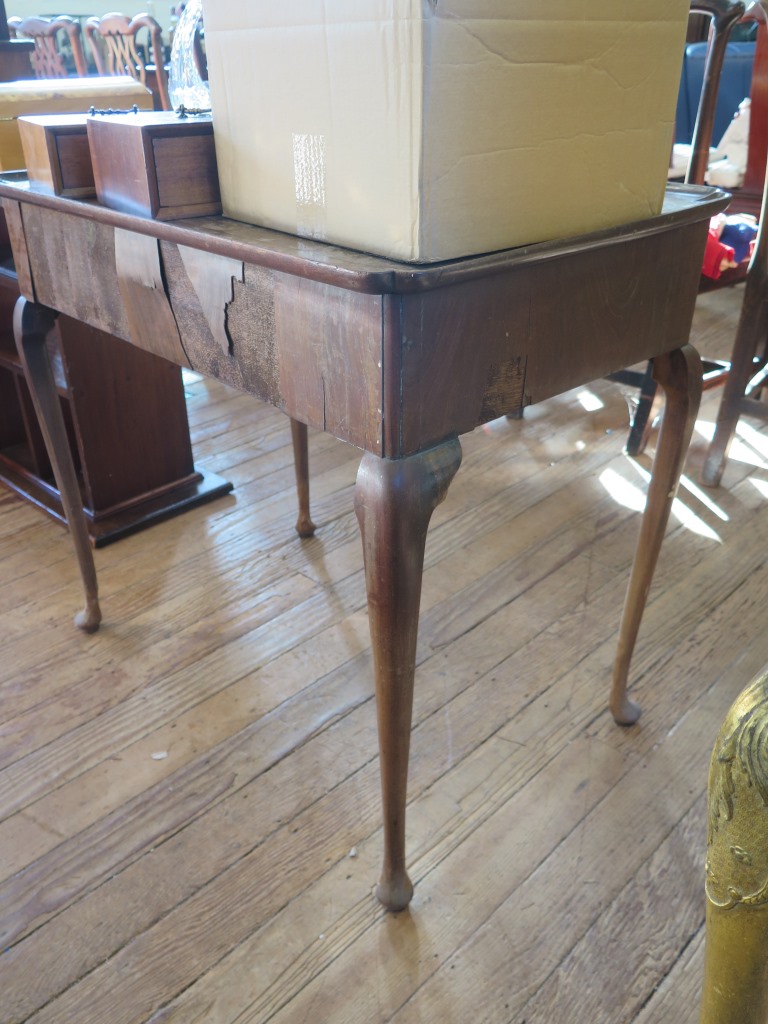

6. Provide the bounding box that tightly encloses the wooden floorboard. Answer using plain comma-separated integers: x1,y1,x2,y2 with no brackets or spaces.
2,284,767,1023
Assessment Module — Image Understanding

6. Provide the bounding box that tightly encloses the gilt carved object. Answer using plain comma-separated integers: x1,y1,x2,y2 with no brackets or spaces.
701,668,768,1022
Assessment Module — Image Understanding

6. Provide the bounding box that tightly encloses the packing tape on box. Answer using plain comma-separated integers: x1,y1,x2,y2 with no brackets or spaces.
292,132,327,240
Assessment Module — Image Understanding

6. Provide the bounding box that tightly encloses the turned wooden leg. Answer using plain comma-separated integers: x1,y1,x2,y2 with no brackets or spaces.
355,439,462,911
289,417,316,538
701,274,768,487
700,666,768,1024
13,297,101,632
610,345,702,725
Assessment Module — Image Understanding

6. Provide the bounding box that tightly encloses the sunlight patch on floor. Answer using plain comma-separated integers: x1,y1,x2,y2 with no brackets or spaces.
599,467,646,513
576,389,605,412
694,418,768,470
625,458,723,541
735,419,768,460
677,474,730,521
625,456,729,522
598,465,721,542
694,419,715,442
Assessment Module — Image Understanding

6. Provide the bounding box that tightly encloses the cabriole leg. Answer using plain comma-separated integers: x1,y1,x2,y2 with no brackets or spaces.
355,439,462,910
14,297,101,632
610,345,702,725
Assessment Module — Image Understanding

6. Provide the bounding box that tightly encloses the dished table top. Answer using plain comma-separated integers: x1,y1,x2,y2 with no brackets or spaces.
0,173,727,296
0,175,728,459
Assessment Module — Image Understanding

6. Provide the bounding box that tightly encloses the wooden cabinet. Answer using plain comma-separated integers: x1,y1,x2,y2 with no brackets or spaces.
0,220,231,546
0,1,231,543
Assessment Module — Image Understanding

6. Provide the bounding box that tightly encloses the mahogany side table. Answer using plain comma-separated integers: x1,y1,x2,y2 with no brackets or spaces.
0,175,727,910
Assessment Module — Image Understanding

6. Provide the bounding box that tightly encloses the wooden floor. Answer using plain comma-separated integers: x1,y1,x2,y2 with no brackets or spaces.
2,284,767,1024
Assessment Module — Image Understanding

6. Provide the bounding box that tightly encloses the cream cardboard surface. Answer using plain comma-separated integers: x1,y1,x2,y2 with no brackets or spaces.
0,78,153,171
204,0,691,263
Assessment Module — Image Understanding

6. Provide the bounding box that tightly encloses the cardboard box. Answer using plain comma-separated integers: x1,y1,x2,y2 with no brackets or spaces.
87,110,221,220
0,77,153,172
18,114,95,198
204,0,691,263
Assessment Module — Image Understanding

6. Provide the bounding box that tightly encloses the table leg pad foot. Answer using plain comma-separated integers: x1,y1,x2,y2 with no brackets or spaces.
610,694,642,727
376,872,414,912
75,601,102,633
294,514,317,539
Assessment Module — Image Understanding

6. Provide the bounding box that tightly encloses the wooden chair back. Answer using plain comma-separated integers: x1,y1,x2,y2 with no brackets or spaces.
685,1,767,216
740,9,768,206
685,0,768,292
85,12,170,110
683,1,747,183
6,15,88,79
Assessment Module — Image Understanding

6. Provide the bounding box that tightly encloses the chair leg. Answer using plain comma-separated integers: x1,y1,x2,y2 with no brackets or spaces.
625,361,659,457
699,665,768,1024
702,272,768,487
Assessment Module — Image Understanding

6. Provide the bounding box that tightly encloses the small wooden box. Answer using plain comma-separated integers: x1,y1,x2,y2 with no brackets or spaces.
0,77,153,172
18,114,95,198
87,111,221,220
